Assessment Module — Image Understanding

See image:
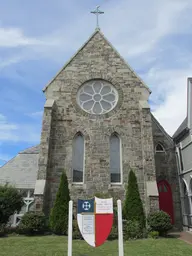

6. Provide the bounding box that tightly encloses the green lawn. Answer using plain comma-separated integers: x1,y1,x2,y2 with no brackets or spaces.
0,236,191,256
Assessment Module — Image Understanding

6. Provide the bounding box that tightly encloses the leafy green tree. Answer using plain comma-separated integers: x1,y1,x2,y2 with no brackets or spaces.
0,184,23,225
123,169,146,229
49,171,70,235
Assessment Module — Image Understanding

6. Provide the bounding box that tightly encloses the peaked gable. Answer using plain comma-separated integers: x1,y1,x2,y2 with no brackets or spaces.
151,114,174,146
43,29,151,94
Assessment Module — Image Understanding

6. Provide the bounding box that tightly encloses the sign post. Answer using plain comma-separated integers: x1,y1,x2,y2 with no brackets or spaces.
68,200,73,256
117,200,124,256
67,198,124,256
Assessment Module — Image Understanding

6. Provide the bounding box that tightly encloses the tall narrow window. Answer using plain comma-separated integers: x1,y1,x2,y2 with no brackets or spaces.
72,133,84,183
179,147,184,171
110,133,121,183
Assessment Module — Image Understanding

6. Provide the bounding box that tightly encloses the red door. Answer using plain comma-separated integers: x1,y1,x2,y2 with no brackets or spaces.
157,180,174,224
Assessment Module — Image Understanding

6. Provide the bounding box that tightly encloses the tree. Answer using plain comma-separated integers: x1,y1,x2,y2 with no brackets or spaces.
0,184,23,225
123,169,146,229
49,171,70,235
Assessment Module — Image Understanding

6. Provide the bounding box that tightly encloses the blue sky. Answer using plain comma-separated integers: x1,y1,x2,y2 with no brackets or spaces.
0,0,192,166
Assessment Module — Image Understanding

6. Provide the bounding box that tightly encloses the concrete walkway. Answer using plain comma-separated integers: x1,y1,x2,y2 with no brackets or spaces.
179,231,192,245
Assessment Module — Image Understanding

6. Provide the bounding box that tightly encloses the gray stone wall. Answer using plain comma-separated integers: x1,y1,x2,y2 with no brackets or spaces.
36,31,158,215
34,100,55,214
151,115,182,229
140,105,159,214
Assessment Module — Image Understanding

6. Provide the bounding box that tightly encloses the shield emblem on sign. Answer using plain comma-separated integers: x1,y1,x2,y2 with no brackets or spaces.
77,196,113,247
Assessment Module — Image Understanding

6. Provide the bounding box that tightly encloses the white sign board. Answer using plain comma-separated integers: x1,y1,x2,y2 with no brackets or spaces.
82,215,94,234
95,197,113,214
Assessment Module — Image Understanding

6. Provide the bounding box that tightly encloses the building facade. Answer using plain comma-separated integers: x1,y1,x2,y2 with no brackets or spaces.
173,78,192,231
0,29,182,229
33,30,181,228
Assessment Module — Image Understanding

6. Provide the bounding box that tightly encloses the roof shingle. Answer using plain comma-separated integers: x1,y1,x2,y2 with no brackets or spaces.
0,145,39,189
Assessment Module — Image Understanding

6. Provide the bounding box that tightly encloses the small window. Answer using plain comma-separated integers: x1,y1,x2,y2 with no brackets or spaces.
179,147,184,171
158,184,168,192
163,184,167,192
183,181,188,196
72,133,84,183
155,143,165,153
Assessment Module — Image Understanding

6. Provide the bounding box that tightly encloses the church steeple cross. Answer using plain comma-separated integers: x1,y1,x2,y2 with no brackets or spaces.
91,6,104,30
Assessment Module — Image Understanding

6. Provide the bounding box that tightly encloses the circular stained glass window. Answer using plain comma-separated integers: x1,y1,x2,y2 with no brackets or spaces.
77,80,118,115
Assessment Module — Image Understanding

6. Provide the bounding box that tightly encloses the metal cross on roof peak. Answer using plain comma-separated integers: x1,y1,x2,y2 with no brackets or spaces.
91,6,104,30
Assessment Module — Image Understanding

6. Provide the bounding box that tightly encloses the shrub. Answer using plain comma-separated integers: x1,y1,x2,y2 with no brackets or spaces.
142,228,148,239
5,226,19,235
49,172,70,235
124,220,143,240
0,184,23,226
18,212,47,235
147,211,172,236
0,225,6,237
123,170,145,229
108,226,118,241
148,231,159,239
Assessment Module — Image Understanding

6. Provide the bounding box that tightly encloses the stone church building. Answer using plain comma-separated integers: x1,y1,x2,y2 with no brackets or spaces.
0,29,181,228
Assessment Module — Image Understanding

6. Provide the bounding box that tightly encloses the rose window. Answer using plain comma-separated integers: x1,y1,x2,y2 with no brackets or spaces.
77,80,118,114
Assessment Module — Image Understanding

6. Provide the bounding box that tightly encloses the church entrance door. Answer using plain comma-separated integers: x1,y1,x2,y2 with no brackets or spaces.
157,180,174,224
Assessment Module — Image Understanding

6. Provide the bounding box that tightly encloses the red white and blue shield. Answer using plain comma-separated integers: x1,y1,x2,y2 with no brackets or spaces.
77,196,113,247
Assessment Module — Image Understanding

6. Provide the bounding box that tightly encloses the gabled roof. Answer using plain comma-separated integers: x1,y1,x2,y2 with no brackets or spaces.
19,145,40,154
0,145,39,189
151,114,173,144
43,29,151,94
172,117,189,140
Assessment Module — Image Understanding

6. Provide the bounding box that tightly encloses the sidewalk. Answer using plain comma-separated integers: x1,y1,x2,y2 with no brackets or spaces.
179,231,192,245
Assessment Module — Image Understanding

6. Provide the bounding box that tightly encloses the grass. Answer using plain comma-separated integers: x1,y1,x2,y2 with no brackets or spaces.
0,236,191,256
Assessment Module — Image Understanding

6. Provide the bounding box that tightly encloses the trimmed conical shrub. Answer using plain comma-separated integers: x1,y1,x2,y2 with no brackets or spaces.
123,169,146,229
49,171,70,235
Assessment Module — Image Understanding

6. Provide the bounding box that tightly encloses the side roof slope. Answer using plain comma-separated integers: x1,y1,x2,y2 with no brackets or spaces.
0,145,39,189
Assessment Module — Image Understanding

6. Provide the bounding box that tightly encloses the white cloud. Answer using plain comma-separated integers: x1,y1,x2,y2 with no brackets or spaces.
101,0,192,58
0,27,39,47
0,0,191,68
0,26,61,69
0,0,192,139
0,114,6,122
0,114,18,133
26,111,43,117
0,114,40,143
0,27,58,48
0,55,26,69
0,153,13,162
145,67,191,136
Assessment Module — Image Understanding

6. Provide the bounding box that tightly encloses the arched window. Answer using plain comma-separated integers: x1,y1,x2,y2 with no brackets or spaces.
72,133,84,183
155,143,165,153
181,179,190,220
190,178,192,195
110,133,122,183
